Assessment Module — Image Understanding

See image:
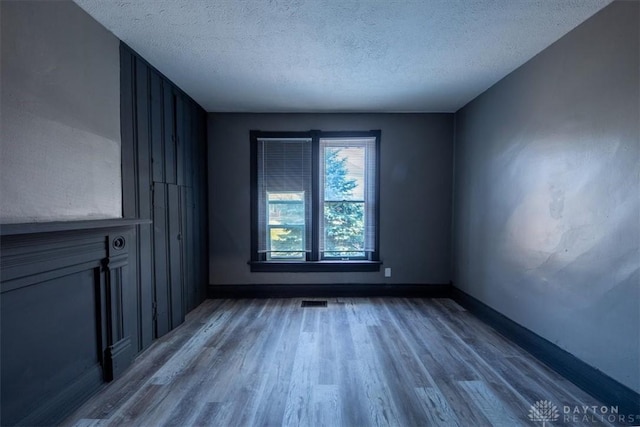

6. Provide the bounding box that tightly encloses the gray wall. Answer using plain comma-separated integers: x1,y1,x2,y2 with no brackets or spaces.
452,1,639,393
0,1,121,223
209,113,453,285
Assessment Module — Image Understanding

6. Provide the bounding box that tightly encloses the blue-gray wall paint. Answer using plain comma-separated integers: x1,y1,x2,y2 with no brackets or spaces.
208,113,453,285
452,1,639,393
0,1,121,223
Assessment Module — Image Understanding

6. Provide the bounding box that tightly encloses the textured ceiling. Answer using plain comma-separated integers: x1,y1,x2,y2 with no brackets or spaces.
74,0,612,113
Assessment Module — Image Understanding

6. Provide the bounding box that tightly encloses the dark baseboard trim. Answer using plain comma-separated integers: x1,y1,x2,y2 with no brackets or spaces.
208,283,452,299
451,287,640,415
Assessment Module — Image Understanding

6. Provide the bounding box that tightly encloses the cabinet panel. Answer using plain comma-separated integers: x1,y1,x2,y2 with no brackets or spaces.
175,96,186,186
1,269,100,425
120,47,137,219
135,58,152,220
150,71,164,183
184,102,194,189
163,85,177,184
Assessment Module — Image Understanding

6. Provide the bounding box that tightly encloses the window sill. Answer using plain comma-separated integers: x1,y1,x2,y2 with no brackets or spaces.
248,260,382,273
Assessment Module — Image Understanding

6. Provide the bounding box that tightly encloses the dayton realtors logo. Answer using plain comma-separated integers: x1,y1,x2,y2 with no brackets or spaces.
562,404,640,424
528,400,559,426
529,400,640,425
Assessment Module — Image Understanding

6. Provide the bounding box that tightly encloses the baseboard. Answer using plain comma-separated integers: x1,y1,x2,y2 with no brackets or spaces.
451,287,640,415
208,283,452,299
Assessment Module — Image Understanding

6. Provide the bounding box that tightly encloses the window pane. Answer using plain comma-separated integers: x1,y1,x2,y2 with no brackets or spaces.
324,146,365,201
267,191,305,259
268,192,305,225
323,201,365,257
269,226,305,259
321,139,372,258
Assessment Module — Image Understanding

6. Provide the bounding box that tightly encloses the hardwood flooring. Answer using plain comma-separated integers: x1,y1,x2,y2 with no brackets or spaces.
63,298,618,426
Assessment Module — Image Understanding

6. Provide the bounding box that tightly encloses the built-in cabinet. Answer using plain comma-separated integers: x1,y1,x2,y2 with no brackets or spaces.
121,44,208,351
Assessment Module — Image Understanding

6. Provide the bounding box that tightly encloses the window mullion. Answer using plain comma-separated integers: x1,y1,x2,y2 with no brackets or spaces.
310,130,320,261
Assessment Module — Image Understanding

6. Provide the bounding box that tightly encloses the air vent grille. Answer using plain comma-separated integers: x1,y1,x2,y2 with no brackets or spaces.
301,300,327,308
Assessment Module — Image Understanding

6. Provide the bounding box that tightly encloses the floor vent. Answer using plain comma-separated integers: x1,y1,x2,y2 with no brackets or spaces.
301,300,327,308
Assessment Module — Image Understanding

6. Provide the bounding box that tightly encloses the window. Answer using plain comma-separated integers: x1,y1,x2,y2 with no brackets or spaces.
250,130,381,272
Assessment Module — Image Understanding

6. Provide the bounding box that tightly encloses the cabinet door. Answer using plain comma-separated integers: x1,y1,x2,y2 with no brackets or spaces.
167,184,185,328
152,183,170,338
181,186,197,312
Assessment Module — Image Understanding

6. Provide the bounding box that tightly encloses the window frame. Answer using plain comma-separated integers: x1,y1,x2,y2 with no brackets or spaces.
249,129,381,272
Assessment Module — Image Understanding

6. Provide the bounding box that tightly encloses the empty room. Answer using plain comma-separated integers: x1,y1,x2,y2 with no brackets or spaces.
0,0,638,426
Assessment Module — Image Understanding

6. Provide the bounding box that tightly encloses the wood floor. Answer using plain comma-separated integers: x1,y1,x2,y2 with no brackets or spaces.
63,298,616,427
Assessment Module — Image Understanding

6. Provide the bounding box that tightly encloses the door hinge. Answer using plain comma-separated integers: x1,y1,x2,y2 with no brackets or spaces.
152,301,158,320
